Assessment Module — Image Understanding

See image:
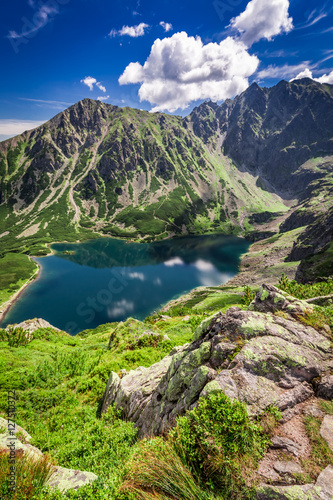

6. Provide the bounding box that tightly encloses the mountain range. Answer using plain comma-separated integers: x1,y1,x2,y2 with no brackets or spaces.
0,77,333,282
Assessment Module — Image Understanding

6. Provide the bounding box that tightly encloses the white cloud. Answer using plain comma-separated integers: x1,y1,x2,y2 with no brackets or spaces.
96,82,106,92
107,299,134,318
81,76,97,91
119,32,259,112
290,68,333,84
164,256,184,266
8,4,58,39
0,119,45,141
97,95,110,101
160,21,173,32
109,23,149,38
81,76,107,93
191,259,215,272
257,62,312,80
231,0,293,46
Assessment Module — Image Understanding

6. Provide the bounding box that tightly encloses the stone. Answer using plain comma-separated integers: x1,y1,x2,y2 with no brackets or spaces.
315,465,333,500
7,318,60,333
320,415,333,452
271,436,302,457
0,422,98,492
0,417,32,442
47,466,98,492
317,375,333,400
272,460,304,475
256,465,333,500
303,404,325,419
102,284,333,437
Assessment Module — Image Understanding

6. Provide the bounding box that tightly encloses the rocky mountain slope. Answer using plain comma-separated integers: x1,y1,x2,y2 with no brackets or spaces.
101,283,333,497
0,78,332,283
102,284,333,435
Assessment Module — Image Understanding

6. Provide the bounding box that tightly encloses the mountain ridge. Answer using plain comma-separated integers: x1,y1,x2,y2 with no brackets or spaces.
0,78,332,285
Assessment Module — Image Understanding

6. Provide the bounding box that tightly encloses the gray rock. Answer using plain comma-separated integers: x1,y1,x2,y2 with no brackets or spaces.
317,375,333,400
303,404,325,419
257,465,333,500
273,460,304,475
47,466,98,492
102,284,333,436
320,415,333,452
271,436,302,457
7,318,60,333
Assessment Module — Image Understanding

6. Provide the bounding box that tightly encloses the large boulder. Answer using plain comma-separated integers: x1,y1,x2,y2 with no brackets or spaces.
102,284,333,436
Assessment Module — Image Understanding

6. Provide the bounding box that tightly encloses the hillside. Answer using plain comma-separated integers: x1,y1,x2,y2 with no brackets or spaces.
0,78,333,312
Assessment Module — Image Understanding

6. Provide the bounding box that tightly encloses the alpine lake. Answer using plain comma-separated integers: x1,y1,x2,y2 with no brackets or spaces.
1,235,250,334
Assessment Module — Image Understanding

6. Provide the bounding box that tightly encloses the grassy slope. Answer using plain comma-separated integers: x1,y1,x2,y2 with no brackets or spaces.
0,290,244,499
1,279,332,499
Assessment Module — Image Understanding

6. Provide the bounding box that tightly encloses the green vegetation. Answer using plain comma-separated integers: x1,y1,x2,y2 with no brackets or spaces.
0,451,53,500
278,273,333,299
121,392,268,500
0,253,38,308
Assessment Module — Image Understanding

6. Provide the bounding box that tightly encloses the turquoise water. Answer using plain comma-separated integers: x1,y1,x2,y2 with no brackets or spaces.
1,235,249,334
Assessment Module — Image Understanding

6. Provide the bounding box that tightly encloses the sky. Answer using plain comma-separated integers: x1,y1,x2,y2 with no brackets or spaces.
0,0,332,140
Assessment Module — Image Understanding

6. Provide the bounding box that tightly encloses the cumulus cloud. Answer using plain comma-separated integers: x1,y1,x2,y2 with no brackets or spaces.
290,68,333,84
81,76,107,92
231,0,293,46
109,23,149,38
81,76,97,91
97,95,110,101
160,21,173,32
119,32,259,112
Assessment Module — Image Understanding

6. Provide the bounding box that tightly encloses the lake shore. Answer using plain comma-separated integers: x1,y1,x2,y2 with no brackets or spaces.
0,258,41,325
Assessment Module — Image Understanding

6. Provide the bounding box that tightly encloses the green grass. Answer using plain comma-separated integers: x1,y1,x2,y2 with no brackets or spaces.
0,253,38,307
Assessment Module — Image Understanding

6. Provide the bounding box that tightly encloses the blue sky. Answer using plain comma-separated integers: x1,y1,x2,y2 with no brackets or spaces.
0,0,332,140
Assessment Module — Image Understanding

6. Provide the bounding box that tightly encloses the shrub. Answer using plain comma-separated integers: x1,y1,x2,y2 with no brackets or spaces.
122,392,269,500
0,326,31,347
240,286,255,307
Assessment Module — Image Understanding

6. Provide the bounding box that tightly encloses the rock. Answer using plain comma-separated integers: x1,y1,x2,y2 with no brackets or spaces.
7,318,60,333
163,334,171,341
257,465,333,500
320,415,333,452
102,284,333,436
303,404,325,419
317,375,333,400
182,315,191,321
47,466,98,492
159,315,171,321
315,465,333,500
271,436,302,457
272,460,304,475
0,421,98,492
0,417,32,442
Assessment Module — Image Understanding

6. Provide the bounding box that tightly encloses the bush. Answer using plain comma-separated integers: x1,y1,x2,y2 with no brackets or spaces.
240,286,255,307
122,392,269,500
0,326,31,347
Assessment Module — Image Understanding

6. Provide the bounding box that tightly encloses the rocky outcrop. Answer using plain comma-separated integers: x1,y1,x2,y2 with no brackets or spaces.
257,465,333,500
102,284,333,437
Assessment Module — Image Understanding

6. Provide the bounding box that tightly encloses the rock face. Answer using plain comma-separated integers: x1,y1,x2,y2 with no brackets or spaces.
102,284,333,437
